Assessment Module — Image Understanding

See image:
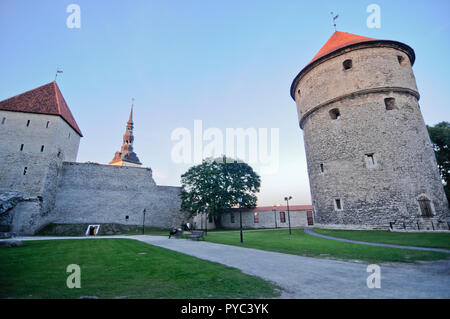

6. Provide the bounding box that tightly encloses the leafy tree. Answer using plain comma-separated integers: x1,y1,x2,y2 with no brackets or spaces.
180,156,261,228
427,121,450,204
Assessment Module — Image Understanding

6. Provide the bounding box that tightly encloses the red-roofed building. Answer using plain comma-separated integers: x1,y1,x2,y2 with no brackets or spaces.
0,82,82,199
0,81,82,137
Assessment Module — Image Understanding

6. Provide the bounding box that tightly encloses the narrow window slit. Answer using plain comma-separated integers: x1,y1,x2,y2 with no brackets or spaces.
335,199,342,210
365,153,376,167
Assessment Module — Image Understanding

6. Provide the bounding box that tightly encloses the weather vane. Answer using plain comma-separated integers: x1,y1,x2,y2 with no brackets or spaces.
54,67,63,81
331,12,339,31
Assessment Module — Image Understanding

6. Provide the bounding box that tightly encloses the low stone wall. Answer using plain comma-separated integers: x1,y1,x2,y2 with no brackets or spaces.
52,162,188,230
36,223,163,236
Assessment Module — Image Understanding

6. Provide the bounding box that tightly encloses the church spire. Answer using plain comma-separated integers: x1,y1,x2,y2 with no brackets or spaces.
128,98,134,124
109,99,142,167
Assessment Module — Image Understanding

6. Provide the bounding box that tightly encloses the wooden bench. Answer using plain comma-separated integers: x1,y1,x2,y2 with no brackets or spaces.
187,230,205,240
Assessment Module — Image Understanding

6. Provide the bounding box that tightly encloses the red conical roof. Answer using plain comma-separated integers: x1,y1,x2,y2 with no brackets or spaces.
290,31,415,99
0,82,82,136
309,31,375,65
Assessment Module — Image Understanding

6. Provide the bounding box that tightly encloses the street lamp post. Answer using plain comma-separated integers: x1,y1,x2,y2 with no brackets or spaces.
142,209,146,235
272,204,278,229
238,197,243,243
205,203,209,236
284,196,292,235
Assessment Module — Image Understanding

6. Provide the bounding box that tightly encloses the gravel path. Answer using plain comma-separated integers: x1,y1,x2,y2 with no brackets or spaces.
8,235,450,298
304,228,450,253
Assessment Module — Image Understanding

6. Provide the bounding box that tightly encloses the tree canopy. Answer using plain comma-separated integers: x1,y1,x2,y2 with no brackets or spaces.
180,156,261,227
427,121,450,203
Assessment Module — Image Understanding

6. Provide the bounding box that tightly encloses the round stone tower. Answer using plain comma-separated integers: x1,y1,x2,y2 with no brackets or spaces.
290,31,449,230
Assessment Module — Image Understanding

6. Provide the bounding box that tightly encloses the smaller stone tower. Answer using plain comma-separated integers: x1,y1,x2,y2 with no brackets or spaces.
110,100,142,167
0,81,82,233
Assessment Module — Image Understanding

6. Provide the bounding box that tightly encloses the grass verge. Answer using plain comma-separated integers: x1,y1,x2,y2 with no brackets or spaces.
0,238,281,299
203,228,449,263
314,228,450,250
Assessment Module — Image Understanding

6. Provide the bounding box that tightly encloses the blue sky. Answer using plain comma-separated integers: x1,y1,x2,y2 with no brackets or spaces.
1,0,449,206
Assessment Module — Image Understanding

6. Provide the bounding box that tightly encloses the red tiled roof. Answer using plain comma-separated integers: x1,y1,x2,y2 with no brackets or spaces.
290,31,415,99
0,82,83,136
308,31,375,66
232,205,312,212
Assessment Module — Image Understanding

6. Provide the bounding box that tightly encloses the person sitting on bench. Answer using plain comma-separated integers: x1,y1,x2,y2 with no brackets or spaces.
168,228,178,239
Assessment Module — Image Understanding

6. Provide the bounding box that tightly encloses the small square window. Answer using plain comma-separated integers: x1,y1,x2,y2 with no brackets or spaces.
385,98,396,110
397,55,406,66
329,108,341,120
343,59,353,70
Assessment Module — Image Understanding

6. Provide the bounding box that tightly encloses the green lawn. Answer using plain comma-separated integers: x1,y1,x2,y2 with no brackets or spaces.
0,238,281,299
203,228,449,263
314,228,450,250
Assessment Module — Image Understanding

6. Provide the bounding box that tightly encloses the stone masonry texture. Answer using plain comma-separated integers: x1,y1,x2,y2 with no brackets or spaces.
293,43,449,229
